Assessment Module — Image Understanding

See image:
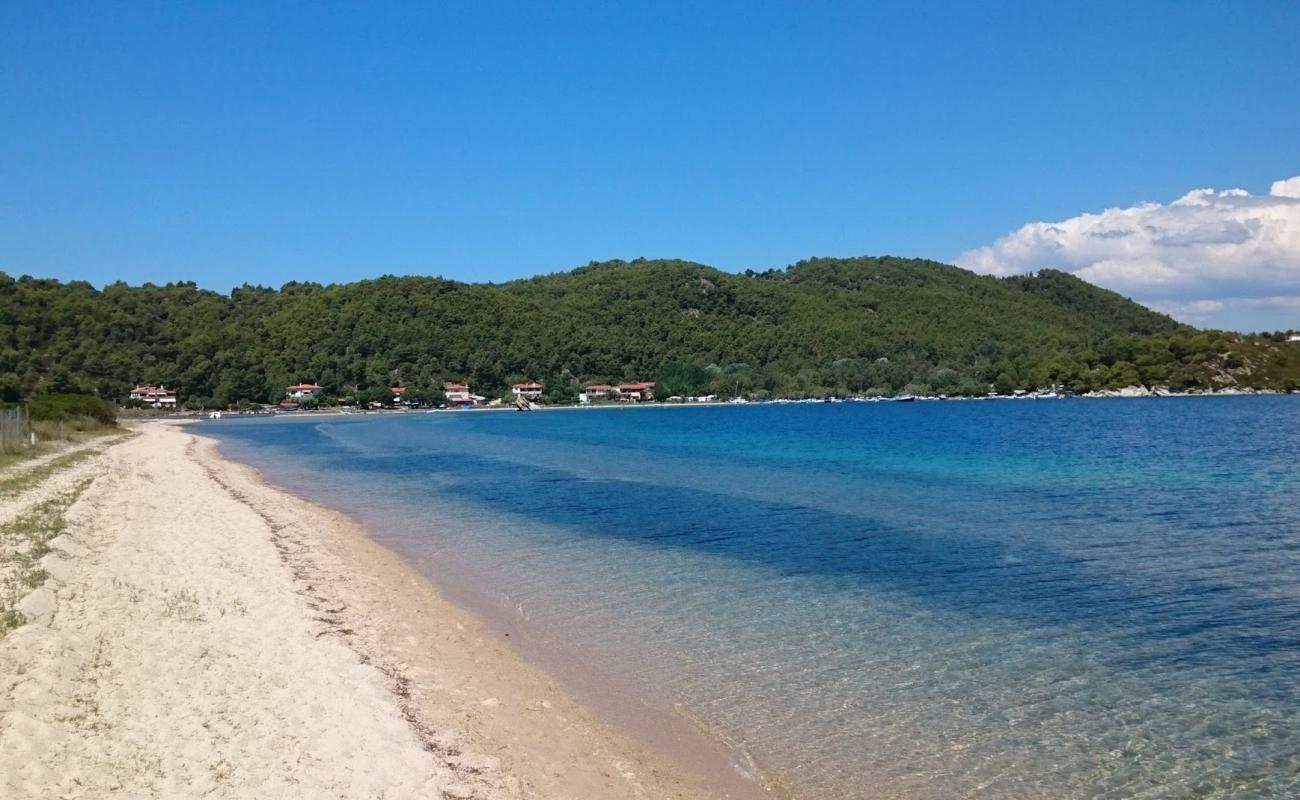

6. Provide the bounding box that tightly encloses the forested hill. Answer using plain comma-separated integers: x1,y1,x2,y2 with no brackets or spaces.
3,256,1297,406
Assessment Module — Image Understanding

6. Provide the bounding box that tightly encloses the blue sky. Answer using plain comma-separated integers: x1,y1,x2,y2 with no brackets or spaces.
2,1,1299,330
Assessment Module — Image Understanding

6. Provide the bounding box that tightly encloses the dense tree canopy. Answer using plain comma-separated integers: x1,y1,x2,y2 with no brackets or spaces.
2,257,1296,406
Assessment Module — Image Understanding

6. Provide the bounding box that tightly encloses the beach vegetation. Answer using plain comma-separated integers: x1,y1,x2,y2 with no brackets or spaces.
0,475,97,636
161,588,204,622
1,396,120,467
0,448,99,498
28,394,117,427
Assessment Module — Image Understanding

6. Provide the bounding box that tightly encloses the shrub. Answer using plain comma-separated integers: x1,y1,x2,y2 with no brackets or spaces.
28,394,117,426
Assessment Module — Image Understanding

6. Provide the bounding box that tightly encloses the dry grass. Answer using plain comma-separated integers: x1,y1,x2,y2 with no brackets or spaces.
0,475,97,635
161,588,205,622
0,449,99,498
0,420,123,470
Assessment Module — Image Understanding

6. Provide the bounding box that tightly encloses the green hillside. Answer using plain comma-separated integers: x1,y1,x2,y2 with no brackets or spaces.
1,256,1295,406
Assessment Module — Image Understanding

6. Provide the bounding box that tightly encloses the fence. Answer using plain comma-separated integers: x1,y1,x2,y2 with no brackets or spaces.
0,406,31,453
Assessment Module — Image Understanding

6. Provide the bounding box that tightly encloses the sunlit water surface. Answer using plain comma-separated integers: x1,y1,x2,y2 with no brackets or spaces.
207,398,1300,799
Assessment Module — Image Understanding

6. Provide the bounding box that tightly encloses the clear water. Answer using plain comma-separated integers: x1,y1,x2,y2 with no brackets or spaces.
206,398,1300,799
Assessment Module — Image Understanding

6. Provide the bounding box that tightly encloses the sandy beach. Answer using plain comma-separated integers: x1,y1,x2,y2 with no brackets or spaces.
0,423,752,799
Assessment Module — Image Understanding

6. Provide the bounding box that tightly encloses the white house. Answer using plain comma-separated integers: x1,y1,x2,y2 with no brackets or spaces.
443,382,470,402
129,384,177,407
443,382,484,406
615,381,656,401
1288,333,1300,343
580,384,613,403
512,381,544,401
286,382,323,400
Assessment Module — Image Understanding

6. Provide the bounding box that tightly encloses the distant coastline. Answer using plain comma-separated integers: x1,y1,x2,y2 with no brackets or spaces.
133,384,1298,425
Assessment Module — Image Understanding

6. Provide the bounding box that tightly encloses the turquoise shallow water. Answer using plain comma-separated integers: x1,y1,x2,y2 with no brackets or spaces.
207,398,1300,798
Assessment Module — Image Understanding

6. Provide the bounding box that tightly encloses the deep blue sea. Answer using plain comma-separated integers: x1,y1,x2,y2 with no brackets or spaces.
206,398,1300,799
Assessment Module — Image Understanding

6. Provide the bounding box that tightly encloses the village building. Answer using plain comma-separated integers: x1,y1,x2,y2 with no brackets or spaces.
286,382,323,400
512,381,544,401
615,381,656,401
581,384,613,402
443,382,471,402
129,384,178,408
1288,333,1300,343
443,382,485,406
580,381,655,402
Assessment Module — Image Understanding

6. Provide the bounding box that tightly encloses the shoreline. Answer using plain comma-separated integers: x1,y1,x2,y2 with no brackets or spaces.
371,533,785,800
127,386,1300,424
194,425,779,800
0,423,769,799
197,425,780,800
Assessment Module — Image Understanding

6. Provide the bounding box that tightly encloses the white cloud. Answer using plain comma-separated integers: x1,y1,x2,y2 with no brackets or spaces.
957,176,1300,331
1271,176,1300,199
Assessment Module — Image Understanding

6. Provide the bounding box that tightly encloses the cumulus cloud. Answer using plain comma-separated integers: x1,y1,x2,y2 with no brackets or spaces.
1271,176,1300,199
957,176,1300,330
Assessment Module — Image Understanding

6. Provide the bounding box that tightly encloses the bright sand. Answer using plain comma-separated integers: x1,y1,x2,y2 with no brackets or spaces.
0,423,760,799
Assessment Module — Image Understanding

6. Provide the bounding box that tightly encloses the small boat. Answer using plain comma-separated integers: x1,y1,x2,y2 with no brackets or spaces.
894,394,916,403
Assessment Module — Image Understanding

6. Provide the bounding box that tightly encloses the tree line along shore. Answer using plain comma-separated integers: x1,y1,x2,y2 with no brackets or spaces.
4,256,1300,411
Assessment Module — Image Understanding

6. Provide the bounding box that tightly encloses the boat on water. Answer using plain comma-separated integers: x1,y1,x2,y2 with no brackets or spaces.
893,394,916,402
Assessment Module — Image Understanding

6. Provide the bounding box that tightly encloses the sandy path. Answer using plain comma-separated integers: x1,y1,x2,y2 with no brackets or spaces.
0,435,128,522
0,424,742,800
0,437,109,483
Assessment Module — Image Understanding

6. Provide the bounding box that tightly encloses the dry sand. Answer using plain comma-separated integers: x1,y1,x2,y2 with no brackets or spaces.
0,423,759,799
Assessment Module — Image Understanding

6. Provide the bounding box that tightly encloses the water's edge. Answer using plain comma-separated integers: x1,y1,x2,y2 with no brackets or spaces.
206,433,781,800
